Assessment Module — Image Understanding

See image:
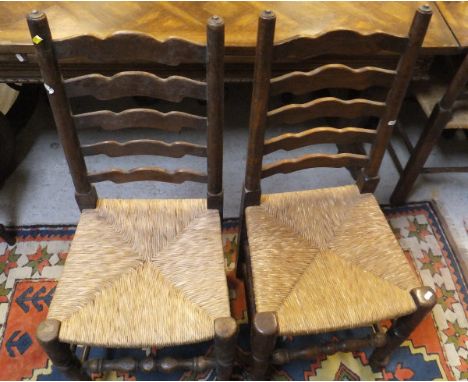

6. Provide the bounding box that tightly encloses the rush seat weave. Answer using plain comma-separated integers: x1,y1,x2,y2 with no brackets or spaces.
414,80,468,129
245,185,421,336
47,198,230,348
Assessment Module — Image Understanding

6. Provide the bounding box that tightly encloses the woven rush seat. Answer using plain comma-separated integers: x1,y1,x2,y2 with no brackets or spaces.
245,185,421,336
414,80,468,129
47,198,231,348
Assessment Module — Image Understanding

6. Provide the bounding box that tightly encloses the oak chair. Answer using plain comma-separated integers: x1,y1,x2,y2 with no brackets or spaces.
238,7,435,379
27,10,237,380
391,53,468,204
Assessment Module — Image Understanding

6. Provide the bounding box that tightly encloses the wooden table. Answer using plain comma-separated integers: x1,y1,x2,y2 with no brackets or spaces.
0,1,460,52
0,1,462,83
436,2,468,49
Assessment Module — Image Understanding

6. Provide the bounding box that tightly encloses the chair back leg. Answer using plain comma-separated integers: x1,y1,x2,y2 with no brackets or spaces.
390,103,453,204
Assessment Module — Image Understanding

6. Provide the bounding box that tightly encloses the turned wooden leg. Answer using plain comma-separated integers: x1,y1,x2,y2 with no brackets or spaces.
214,317,238,380
0,224,15,246
36,319,89,380
369,287,436,370
251,312,278,380
391,103,452,205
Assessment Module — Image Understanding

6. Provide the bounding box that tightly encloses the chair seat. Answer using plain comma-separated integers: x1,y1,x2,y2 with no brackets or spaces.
245,185,421,336
48,198,231,348
414,80,468,129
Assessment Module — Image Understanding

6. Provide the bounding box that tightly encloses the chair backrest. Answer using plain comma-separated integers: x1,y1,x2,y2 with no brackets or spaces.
242,6,432,210
27,10,224,214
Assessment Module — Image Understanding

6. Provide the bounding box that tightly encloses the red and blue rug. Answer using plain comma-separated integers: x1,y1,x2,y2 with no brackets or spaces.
0,202,467,380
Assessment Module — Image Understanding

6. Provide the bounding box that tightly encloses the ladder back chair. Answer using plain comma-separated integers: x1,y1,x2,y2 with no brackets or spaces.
239,7,435,379
391,53,468,204
27,10,237,380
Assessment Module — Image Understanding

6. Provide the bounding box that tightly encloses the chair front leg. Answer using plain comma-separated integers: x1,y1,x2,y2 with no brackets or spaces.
36,319,89,380
251,312,278,380
0,224,15,246
214,317,238,380
369,286,436,370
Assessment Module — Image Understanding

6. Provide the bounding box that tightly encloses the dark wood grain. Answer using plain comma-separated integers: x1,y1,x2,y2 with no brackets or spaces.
238,10,276,276
267,98,386,125
64,72,207,101
272,333,386,364
273,31,408,61
27,10,97,211
251,312,278,380
244,10,276,194
270,64,396,95
261,153,369,178
263,127,376,154
84,356,216,374
87,167,208,184
365,6,432,183
206,15,224,213
81,139,208,158
36,320,89,380
73,109,207,132
55,32,205,64
214,317,237,380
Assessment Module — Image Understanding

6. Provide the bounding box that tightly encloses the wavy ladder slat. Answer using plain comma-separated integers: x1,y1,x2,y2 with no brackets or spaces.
65,72,207,102
87,167,208,184
261,153,369,178
263,127,377,154
267,97,386,125
270,64,396,95
273,30,408,61
73,109,207,132
81,139,208,158
54,32,206,65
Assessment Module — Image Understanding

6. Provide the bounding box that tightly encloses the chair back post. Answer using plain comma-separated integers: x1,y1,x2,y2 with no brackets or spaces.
390,54,468,204
237,11,275,272
360,5,432,192
243,10,276,208
206,15,225,216
439,54,468,108
27,10,97,211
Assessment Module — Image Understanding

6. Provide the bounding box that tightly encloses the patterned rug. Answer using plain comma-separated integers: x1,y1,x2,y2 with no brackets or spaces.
0,202,466,381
